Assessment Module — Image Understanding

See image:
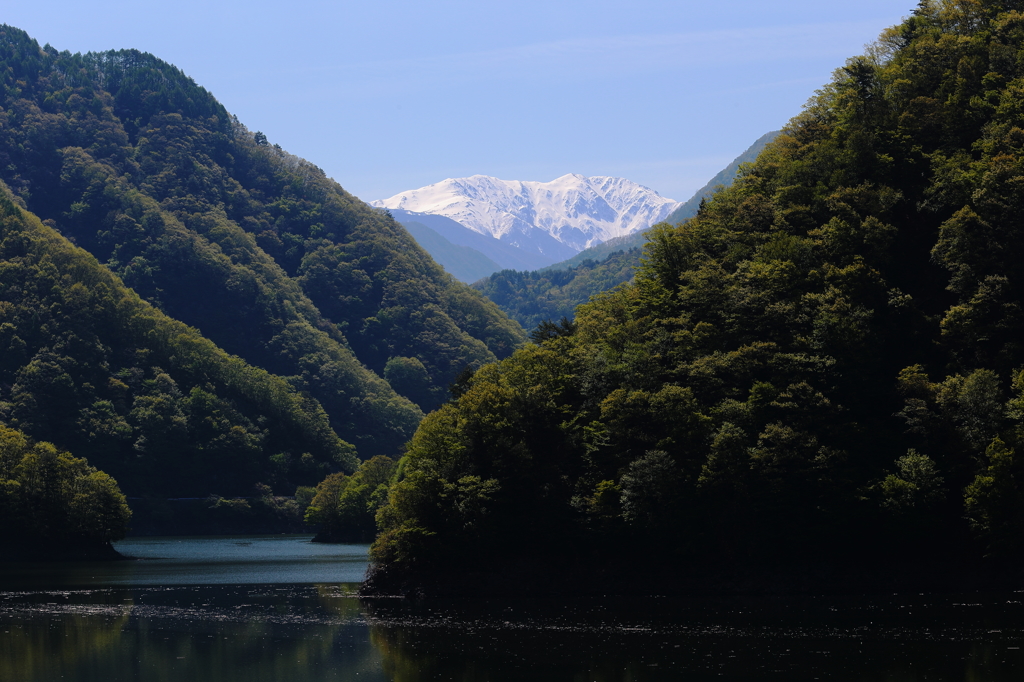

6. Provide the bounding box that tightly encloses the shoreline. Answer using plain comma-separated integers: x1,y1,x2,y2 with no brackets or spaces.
0,541,129,563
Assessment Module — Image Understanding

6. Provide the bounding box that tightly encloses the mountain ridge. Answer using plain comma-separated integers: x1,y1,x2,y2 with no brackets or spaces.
386,208,555,272
0,24,527,469
544,131,781,272
373,173,679,260
471,131,783,332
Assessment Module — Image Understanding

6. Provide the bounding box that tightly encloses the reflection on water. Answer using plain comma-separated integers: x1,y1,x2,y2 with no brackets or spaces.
364,593,1024,681
1,536,1024,681
0,585,384,682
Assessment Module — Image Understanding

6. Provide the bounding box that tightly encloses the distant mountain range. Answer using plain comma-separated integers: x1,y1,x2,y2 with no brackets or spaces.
384,208,555,281
378,140,781,284
399,220,504,283
373,174,680,263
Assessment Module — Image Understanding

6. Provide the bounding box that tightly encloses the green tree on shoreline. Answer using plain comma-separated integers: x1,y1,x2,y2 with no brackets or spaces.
0,425,131,550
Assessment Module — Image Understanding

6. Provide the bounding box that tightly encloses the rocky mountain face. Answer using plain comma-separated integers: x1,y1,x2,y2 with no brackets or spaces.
373,174,679,261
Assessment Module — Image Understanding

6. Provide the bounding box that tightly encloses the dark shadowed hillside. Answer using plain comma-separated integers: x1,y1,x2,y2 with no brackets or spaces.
0,188,354,497
367,1,1024,596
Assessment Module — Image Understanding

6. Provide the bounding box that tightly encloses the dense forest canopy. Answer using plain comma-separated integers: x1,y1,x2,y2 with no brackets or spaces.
366,0,1024,594
304,455,397,543
471,249,640,331
0,189,354,496
0,26,526,466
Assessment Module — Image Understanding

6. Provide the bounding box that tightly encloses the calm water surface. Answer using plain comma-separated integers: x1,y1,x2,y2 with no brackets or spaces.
1,535,1023,681
2,535,370,587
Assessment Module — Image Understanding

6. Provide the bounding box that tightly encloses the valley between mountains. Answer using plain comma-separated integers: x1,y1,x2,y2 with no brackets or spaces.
6,2,1024,599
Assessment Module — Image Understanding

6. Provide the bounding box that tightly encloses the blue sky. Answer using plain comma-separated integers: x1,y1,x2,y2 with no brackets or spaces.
7,1,910,203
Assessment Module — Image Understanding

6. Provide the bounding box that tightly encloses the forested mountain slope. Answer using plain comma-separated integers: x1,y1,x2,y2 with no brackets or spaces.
470,248,640,332
0,189,353,497
0,26,526,456
367,0,1024,595
661,130,781,227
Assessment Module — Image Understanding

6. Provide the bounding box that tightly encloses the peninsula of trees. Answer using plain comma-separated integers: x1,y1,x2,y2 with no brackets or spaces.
0,424,130,557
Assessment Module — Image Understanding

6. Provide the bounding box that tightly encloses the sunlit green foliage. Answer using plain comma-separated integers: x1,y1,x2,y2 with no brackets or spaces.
369,1,1024,590
0,424,130,548
306,455,397,542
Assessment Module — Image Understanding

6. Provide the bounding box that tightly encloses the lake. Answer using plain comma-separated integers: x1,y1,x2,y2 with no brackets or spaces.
1,535,1023,681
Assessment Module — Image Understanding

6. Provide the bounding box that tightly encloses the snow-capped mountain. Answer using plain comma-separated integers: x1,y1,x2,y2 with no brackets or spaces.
372,174,680,261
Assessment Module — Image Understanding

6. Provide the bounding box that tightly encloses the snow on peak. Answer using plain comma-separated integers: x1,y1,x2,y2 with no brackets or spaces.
372,174,679,258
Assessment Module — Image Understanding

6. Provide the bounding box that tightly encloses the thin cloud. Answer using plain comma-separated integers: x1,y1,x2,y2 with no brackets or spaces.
277,20,898,98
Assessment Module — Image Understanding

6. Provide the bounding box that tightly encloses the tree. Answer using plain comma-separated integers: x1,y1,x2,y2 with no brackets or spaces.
306,456,398,542
0,424,131,550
